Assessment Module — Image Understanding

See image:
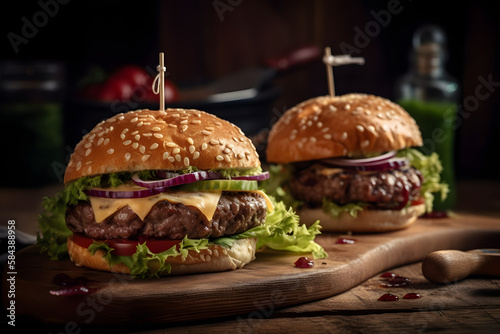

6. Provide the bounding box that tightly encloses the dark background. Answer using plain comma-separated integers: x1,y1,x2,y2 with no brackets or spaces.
1,0,499,181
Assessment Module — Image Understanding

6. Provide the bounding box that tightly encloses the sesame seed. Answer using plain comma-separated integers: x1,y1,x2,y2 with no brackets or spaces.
166,142,177,147
317,122,323,128
223,148,231,154
76,161,82,170
131,117,138,123
367,125,376,133
187,137,194,145
175,154,181,162
143,133,152,137
123,140,132,145
135,134,140,141
201,143,208,150
237,153,244,159
132,142,139,149
310,137,317,143
345,104,351,110
168,124,177,128
150,143,159,150
216,155,224,161
190,120,201,124
163,152,169,160
142,155,150,162
193,151,200,160
329,105,337,112
97,138,104,145
122,128,129,134
181,125,188,132
377,113,384,119
85,148,92,156
172,148,180,154
125,153,131,161
120,134,126,139
184,157,190,166
103,138,109,145
323,134,332,139
210,140,218,145
84,143,92,148
107,148,114,154
139,146,146,154
206,126,214,131
361,140,370,148
154,133,163,139
202,130,211,136
137,121,144,127
341,132,348,140
167,156,174,162
189,145,195,154
356,125,364,132
152,126,161,131
224,155,231,162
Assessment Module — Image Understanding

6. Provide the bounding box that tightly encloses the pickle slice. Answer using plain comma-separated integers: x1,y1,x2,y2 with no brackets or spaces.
178,180,258,192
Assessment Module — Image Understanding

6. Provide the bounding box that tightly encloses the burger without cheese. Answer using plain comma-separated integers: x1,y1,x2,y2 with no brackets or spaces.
38,108,326,278
265,94,448,232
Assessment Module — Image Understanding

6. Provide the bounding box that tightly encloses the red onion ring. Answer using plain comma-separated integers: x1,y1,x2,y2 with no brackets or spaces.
132,171,222,188
326,151,396,167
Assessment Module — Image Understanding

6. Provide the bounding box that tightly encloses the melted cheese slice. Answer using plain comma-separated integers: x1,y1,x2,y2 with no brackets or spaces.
88,184,274,223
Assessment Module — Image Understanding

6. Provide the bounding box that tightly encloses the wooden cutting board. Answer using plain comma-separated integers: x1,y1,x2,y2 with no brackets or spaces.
3,213,500,327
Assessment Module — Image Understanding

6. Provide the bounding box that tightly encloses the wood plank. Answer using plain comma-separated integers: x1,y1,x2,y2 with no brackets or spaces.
3,214,500,326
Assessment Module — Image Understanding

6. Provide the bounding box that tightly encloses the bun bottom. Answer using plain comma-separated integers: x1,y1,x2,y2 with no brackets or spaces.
67,235,257,276
298,204,426,233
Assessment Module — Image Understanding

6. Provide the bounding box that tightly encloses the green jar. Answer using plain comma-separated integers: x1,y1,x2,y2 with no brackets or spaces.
0,61,65,187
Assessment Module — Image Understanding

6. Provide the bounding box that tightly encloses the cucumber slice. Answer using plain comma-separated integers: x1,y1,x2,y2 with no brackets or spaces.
178,180,258,192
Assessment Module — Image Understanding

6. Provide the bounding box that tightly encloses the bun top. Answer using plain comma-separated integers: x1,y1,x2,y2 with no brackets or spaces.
64,109,260,184
266,94,423,164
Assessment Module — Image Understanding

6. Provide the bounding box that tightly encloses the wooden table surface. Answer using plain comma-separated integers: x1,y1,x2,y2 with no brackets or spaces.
1,179,500,333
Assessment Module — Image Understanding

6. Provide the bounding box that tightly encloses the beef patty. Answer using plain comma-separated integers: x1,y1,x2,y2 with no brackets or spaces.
289,165,423,209
66,192,267,240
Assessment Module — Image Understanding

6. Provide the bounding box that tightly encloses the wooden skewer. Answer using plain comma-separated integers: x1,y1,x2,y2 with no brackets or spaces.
159,52,165,112
324,47,335,96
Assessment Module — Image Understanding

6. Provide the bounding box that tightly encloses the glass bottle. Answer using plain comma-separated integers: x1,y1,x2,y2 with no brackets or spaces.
395,25,459,212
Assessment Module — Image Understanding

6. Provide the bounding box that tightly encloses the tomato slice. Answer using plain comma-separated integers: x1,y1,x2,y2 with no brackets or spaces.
72,234,182,256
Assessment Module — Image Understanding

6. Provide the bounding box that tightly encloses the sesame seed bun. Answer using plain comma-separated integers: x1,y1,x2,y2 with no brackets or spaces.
67,235,257,276
266,94,422,164
297,204,426,233
64,108,260,184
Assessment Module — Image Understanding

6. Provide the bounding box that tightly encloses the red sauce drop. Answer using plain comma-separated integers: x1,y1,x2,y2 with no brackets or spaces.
378,293,399,301
381,276,411,287
403,293,421,299
336,238,356,244
380,272,396,278
295,257,314,268
50,273,99,296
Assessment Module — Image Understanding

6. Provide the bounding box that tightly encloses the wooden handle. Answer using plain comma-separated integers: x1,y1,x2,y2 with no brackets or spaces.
422,250,500,283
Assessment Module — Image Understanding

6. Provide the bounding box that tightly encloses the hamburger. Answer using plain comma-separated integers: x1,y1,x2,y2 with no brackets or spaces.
38,108,326,278
265,93,448,232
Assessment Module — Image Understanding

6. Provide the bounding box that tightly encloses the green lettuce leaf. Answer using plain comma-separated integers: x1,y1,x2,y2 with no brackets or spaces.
397,148,448,212
322,199,364,218
213,200,327,259
88,236,210,279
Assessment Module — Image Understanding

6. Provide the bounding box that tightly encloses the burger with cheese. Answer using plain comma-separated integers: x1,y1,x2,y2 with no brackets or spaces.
265,93,448,232
38,108,326,278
